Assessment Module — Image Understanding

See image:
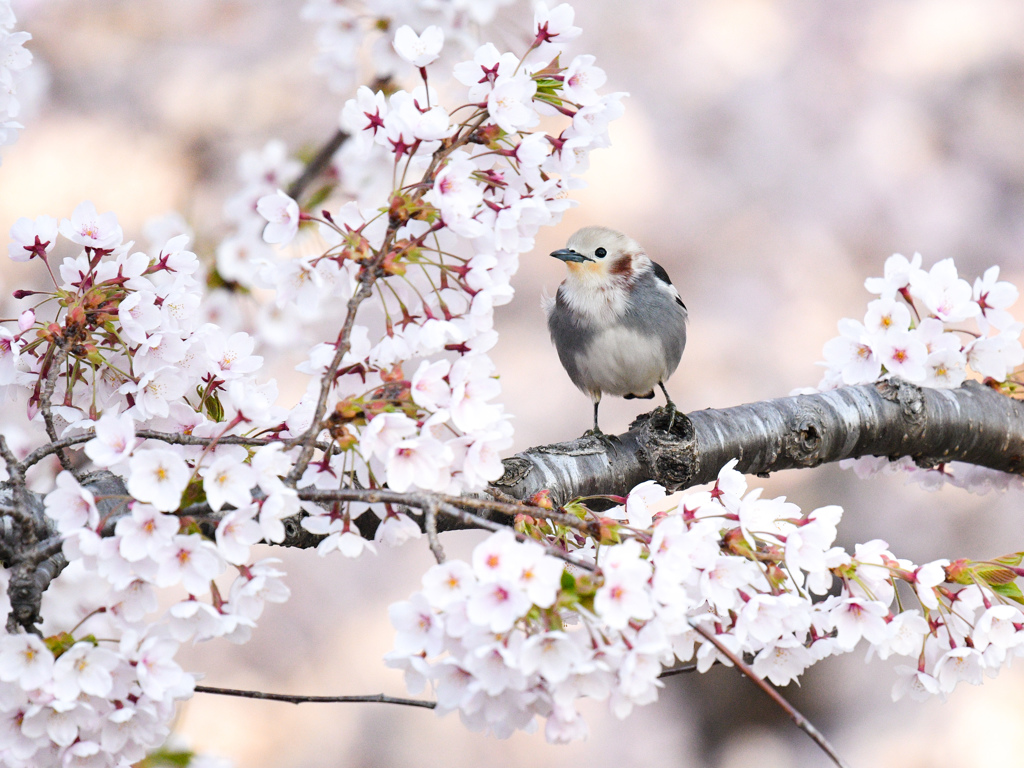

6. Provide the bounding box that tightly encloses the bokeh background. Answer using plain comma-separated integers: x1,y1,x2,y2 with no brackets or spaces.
4,1,1024,766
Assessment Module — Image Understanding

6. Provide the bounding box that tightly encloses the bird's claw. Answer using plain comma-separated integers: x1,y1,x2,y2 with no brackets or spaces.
665,402,678,433
652,401,680,434
582,427,619,446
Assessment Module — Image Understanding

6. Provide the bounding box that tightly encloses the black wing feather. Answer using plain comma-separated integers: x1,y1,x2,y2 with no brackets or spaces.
651,261,686,309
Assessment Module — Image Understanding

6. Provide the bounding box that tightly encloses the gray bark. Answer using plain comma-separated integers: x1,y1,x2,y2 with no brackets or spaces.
4,378,1023,631
493,379,1024,505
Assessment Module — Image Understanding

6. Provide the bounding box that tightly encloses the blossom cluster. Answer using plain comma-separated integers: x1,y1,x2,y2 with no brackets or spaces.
388,463,1024,742
0,454,291,768
301,0,520,95
0,0,32,158
819,253,1022,390
249,4,621,554
0,197,307,766
5,202,281,431
0,3,620,763
0,419,292,768
816,253,1024,490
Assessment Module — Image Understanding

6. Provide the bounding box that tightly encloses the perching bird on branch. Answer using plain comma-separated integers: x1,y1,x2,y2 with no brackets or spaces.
545,226,688,435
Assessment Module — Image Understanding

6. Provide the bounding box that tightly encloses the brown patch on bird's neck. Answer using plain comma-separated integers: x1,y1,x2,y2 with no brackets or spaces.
609,255,634,279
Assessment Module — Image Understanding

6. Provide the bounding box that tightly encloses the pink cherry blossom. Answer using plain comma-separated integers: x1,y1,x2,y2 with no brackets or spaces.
58,201,123,249
8,214,57,261
256,190,300,245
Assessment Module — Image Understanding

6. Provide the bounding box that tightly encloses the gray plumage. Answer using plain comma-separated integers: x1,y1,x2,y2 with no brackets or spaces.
545,226,688,432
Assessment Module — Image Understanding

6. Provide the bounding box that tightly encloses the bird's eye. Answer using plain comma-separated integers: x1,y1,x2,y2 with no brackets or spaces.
594,247,607,258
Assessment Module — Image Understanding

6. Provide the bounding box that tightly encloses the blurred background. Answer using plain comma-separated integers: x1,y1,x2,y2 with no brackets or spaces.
5,0,1024,766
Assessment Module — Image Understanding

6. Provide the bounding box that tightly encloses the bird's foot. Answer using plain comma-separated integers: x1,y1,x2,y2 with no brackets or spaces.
648,401,685,435
582,427,619,446
664,402,678,433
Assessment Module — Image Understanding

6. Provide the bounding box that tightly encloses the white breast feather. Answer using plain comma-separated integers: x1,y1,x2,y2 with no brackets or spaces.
558,279,629,326
573,325,670,397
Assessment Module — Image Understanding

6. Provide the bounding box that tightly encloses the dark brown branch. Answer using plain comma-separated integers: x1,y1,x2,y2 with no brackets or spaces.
286,129,349,202
194,684,435,709
21,430,333,471
493,379,1024,505
689,621,851,768
658,662,698,678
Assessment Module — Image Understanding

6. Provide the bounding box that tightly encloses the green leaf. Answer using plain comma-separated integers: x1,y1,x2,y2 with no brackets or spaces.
974,564,1017,586
990,581,1024,605
44,631,76,657
205,391,224,423
136,747,196,768
304,183,336,212
179,477,207,511
561,500,589,520
993,552,1024,568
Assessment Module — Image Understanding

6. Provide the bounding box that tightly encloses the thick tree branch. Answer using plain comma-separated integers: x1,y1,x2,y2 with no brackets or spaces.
493,379,1024,505
5,378,1023,628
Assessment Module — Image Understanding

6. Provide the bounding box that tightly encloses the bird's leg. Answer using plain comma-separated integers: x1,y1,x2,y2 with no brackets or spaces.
658,382,678,432
583,400,604,437
582,399,617,443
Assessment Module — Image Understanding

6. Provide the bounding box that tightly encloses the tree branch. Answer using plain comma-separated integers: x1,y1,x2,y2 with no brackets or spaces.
493,379,1024,505
5,378,1023,628
194,684,435,709
689,620,851,768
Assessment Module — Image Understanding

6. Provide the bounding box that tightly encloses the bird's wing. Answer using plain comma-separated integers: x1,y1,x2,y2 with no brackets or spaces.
650,261,687,310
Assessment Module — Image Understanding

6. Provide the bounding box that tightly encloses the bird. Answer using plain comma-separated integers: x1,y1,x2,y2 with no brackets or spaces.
545,226,688,436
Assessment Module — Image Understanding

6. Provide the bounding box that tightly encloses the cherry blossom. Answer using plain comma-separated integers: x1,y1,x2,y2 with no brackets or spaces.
256,190,300,245
392,25,444,68
83,411,138,468
57,201,123,249
6,1,1024,762
43,472,99,534
201,455,257,512
7,214,56,261
126,449,190,512
819,252,1024,490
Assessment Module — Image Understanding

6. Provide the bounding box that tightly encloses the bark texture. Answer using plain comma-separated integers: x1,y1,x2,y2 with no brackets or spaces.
492,380,1024,505
4,379,1023,629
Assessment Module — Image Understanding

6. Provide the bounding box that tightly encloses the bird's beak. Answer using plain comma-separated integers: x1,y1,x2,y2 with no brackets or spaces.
550,248,592,263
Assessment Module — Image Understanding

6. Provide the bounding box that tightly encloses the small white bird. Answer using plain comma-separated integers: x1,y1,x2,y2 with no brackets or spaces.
545,226,688,435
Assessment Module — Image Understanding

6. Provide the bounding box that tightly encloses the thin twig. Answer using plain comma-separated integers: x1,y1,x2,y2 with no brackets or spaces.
689,620,852,768
295,486,597,569
423,501,445,564
0,435,22,479
194,684,436,709
299,487,590,533
37,344,75,474
134,430,281,447
435,499,595,572
286,268,381,484
20,430,283,470
20,434,93,469
658,662,698,678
